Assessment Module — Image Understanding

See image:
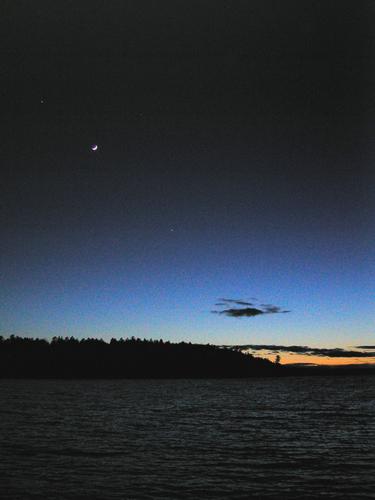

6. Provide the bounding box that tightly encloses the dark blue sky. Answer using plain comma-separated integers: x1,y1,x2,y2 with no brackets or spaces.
1,1,374,350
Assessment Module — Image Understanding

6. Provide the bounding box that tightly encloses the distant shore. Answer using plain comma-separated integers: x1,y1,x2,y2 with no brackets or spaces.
1,336,374,379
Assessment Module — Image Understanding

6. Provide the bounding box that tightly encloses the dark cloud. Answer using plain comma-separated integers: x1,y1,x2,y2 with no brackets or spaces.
355,346,375,349
212,298,289,318
221,344,375,358
214,307,265,318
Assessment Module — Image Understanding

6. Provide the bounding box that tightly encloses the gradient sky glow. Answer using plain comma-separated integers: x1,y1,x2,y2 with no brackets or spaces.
1,1,374,363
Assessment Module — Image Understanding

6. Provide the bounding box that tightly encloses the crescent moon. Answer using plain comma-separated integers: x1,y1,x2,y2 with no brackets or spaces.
91,144,98,151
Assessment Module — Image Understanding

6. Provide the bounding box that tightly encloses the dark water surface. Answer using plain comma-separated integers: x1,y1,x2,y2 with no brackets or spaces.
1,377,374,499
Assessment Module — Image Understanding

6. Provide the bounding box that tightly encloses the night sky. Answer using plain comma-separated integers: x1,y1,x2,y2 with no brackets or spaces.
2,1,374,363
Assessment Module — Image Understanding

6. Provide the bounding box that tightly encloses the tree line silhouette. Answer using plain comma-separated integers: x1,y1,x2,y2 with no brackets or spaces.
1,335,374,378
0,335,280,378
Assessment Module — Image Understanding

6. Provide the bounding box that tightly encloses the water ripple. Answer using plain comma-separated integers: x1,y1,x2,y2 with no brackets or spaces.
0,376,374,499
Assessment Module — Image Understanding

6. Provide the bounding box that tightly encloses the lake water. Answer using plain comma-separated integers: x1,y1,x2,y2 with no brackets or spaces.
0,377,374,499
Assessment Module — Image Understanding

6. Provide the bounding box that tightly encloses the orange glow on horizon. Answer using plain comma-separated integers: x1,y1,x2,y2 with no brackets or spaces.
259,352,375,366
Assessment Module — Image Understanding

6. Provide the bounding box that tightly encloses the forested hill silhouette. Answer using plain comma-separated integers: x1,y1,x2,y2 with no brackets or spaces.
0,335,279,379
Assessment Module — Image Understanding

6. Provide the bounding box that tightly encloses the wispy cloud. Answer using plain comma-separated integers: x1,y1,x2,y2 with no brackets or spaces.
222,344,375,358
218,298,255,306
212,298,290,318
